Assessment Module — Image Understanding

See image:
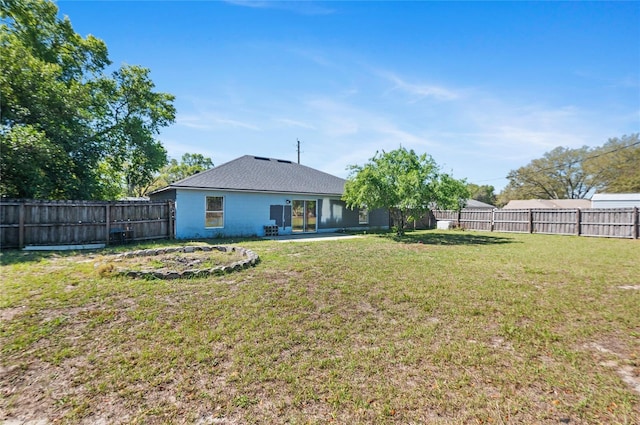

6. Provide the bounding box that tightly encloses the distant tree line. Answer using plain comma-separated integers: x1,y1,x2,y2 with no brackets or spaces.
144,153,214,196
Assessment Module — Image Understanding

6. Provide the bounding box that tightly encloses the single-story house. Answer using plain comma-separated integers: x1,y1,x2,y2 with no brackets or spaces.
149,155,389,239
591,193,640,209
503,199,591,209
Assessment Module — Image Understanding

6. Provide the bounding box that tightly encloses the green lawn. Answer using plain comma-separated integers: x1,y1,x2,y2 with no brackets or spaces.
1,231,638,424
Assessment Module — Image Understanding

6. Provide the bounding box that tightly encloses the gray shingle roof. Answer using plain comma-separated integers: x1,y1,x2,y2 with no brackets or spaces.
166,155,346,195
465,199,496,208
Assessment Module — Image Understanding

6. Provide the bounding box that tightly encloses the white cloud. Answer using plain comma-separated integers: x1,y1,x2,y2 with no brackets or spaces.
175,116,211,130
288,47,336,68
177,113,261,131
377,70,460,101
223,0,335,15
301,76,626,187
165,51,635,192
274,118,316,130
462,99,597,153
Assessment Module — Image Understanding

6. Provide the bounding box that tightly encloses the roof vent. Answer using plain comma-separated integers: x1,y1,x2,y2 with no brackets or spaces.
254,156,270,161
277,159,292,164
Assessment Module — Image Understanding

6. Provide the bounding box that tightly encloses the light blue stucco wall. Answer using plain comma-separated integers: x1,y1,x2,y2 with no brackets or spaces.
174,189,350,239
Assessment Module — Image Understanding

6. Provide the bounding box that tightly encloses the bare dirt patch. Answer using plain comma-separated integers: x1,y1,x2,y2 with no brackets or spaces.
584,342,640,396
0,306,27,322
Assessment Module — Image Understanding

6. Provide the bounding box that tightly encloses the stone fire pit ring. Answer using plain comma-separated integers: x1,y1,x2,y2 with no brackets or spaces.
113,245,259,280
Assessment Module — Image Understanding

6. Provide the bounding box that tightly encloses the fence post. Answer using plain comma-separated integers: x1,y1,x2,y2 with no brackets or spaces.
491,209,495,232
105,203,111,245
576,208,581,236
18,202,25,249
528,209,533,234
634,207,639,239
168,200,175,239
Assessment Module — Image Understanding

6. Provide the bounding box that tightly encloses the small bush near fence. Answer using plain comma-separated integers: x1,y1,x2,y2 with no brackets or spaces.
0,199,175,249
433,208,639,239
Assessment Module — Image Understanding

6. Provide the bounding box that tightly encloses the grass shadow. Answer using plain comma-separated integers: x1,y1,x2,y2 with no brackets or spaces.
0,232,514,265
383,230,517,246
0,236,267,266
0,248,106,266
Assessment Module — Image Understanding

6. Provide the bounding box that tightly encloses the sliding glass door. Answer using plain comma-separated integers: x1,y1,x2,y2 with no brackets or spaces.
292,200,317,233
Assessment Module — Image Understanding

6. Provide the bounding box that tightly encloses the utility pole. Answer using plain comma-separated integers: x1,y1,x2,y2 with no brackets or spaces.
297,139,301,164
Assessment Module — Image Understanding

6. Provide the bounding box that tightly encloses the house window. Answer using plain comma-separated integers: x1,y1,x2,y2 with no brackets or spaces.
205,196,224,228
359,208,369,224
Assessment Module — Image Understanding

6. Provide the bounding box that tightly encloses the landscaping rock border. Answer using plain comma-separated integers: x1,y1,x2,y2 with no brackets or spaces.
113,245,259,279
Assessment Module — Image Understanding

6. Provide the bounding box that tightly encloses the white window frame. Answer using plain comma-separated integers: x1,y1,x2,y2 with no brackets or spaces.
205,196,224,228
359,208,369,225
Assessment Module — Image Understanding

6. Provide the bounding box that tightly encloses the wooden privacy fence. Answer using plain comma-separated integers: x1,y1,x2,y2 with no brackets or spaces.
433,208,639,239
0,200,175,249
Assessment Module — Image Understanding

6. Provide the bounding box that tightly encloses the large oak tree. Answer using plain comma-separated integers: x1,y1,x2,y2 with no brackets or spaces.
497,134,640,205
584,134,640,193
502,146,593,201
0,0,175,199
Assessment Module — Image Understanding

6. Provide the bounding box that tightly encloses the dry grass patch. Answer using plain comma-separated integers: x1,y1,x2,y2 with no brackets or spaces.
117,249,244,272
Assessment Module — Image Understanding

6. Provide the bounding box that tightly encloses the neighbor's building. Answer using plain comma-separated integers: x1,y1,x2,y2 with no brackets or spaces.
502,199,592,209
464,199,496,209
591,193,640,209
149,155,389,239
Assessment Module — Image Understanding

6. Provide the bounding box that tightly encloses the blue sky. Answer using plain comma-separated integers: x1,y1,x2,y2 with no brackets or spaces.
57,1,639,191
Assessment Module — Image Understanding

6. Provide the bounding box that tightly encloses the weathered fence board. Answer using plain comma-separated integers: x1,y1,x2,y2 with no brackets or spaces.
437,209,494,231
579,209,637,239
433,207,639,239
462,209,492,231
493,209,531,233
532,209,578,235
0,200,175,249
433,210,458,221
